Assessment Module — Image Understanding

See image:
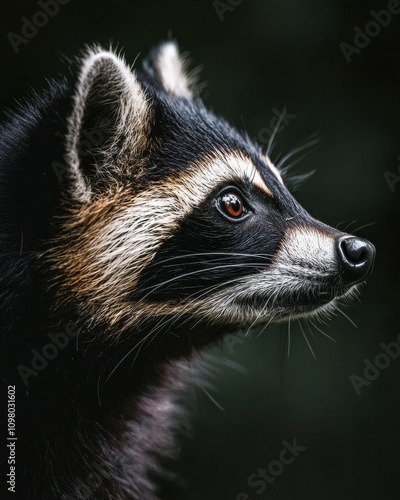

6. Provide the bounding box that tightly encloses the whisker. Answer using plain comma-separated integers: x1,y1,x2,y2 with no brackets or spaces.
280,152,312,177
308,318,336,343
299,321,316,360
245,299,271,337
276,136,320,171
351,221,376,233
138,262,268,297
219,356,249,375
304,319,317,344
273,150,283,164
141,274,250,336
335,221,346,230
253,313,274,339
255,311,277,340
283,168,316,191
102,325,160,387
266,107,287,158
19,225,24,256
102,341,142,387
201,387,225,412
336,307,358,328
342,220,357,233
160,257,271,269
152,251,275,266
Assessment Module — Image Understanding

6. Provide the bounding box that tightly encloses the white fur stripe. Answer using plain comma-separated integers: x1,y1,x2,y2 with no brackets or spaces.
265,156,284,185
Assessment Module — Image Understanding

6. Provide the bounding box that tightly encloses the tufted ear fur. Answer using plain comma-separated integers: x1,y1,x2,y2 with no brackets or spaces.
142,41,200,99
66,47,150,202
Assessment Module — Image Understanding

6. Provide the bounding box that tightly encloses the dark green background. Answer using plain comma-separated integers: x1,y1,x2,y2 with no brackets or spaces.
1,1,399,499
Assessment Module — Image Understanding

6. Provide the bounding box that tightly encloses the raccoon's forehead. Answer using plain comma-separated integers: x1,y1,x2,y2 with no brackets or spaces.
144,95,284,188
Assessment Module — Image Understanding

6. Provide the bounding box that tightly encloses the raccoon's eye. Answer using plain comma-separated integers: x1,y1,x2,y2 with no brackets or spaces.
216,189,248,221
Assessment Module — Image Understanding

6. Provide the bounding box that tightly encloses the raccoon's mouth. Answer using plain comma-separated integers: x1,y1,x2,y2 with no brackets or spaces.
273,292,333,308
238,284,353,314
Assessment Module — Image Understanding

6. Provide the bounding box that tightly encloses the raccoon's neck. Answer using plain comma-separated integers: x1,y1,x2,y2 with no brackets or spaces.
17,315,202,499
96,357,191,499
61,355,192,500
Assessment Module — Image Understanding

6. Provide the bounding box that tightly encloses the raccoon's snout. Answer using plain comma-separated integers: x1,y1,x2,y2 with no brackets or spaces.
337,235,376,286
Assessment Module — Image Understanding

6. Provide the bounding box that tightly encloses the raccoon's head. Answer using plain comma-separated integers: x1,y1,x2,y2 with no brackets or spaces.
53,42,375,339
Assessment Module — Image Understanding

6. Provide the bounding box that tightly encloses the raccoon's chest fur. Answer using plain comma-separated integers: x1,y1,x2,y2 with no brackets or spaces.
0,42,374,499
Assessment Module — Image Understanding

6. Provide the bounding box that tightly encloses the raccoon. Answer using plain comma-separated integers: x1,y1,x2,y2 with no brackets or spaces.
0,42,375,499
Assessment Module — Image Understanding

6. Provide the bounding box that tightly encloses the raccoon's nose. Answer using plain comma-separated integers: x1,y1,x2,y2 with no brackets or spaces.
337,236,376,285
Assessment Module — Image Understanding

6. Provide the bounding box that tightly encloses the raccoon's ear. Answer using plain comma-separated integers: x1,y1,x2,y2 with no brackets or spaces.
142,41,198,99
66,47,150,202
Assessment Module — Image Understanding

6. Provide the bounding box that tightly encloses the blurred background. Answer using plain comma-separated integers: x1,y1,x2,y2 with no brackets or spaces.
1,1,399,498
